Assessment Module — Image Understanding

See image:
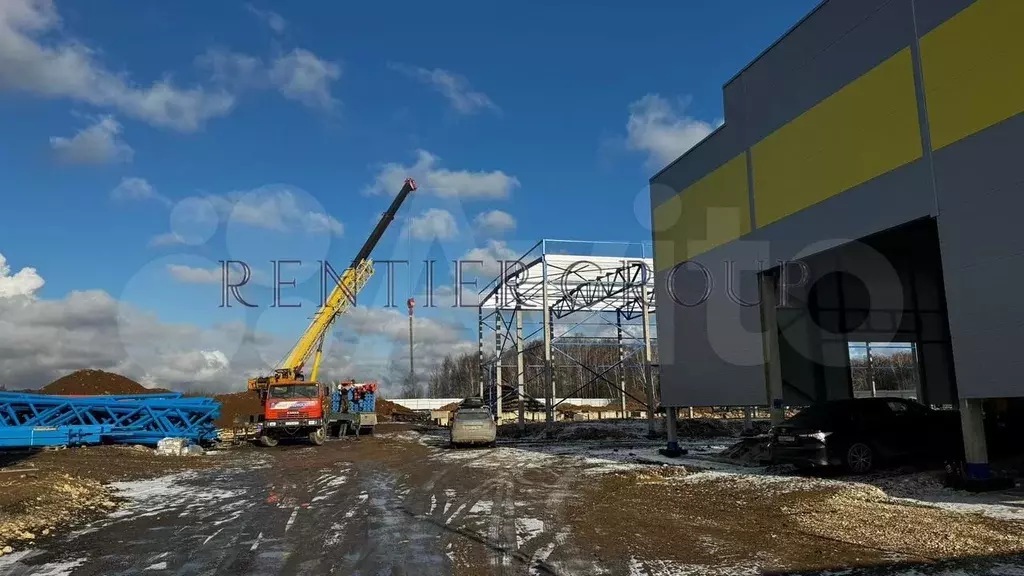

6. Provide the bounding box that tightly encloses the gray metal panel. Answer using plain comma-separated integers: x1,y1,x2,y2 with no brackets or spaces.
656,240,768,407
649,123,745,208
911,0,974,37
737,0,916,145
934,114,1024,399
745,159,935,264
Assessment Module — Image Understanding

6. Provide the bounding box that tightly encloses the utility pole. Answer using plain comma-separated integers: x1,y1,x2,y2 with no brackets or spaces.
407,298,415,391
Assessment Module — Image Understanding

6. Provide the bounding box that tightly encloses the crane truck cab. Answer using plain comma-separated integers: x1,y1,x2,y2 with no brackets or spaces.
249,373,329,447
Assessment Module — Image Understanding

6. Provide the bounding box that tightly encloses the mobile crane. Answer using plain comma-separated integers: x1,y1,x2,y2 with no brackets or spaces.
247,178,417,447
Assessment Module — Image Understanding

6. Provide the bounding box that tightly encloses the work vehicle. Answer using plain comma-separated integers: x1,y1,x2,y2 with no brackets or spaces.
450,407,497,448
769,397,961,474
248,178,417,447
329,380,378,437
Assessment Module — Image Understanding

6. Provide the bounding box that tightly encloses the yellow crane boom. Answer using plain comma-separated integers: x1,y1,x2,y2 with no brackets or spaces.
248,177,417,391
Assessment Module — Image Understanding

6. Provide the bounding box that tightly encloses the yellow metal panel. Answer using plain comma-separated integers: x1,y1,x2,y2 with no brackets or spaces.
652,153,750,272
752,47,923,227
920,0,1024,150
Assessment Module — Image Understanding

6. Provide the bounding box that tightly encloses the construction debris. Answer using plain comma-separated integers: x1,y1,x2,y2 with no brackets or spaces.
155,438,204,457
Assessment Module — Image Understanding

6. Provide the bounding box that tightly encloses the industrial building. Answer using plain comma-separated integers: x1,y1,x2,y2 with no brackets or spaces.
650,0,1023,477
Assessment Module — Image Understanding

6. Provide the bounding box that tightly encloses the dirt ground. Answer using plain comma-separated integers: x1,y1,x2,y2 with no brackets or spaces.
1,423,1023,575
0,445,215,553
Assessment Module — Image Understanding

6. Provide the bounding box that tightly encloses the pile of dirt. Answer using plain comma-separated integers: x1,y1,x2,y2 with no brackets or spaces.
376,398,412,420
720,436,773,466
39,369,168,396
438,402,460,412
212,391,263,428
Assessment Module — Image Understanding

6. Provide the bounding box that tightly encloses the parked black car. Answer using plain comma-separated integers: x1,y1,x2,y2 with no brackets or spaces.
770,397,962,474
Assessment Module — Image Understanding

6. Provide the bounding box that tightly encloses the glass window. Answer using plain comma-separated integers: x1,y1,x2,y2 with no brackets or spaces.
457,410,493,422
270,385,319,399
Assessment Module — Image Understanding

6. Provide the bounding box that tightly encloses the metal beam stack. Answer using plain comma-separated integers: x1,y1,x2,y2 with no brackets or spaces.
0,392,221,448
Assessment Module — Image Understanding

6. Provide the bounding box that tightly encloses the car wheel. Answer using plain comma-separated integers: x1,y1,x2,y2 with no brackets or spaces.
845,442,874,474
258,435,279,447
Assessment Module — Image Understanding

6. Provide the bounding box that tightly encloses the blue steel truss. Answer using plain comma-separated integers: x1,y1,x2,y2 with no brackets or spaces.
0,392,221,448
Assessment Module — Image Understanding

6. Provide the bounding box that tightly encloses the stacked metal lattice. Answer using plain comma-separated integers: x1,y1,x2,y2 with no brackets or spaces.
0,392,221,448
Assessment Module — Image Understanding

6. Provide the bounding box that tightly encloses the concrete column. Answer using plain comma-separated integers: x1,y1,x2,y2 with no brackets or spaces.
641,282,657,438
517,310,525,432
659,406,685,457
959,398,990,479
759,272,785,425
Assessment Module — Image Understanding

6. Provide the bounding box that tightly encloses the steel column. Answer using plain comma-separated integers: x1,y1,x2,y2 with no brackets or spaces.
760,272,785,424
640,281,656,437
517,309,525,431
541,251,553,430
495,309,503,420
478,307,485,398
616,311,627,417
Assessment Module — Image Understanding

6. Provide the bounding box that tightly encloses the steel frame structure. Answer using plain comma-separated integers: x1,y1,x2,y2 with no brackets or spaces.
0,392,221,448
477,239,659,435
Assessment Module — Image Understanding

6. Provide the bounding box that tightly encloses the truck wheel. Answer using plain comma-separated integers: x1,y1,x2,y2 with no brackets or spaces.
259,435,279,447
309,426,326,446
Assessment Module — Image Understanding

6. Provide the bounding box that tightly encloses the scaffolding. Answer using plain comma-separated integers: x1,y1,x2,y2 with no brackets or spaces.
477,239,659,436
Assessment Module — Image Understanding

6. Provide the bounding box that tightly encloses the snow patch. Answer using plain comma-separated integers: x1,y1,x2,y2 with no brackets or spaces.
515,517,544,548
468,500,493,515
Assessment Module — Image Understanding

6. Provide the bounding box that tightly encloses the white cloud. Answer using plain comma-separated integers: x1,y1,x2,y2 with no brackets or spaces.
268,49,340,111
246,4,286,34
111,177,170,206
406,208,458,240
199,47,341,111
462,239,520,281
0,252,44,298
0,250,478,395
365,149,519,199
626,94,721,169
432,284,480,308
389,63,497,115
206,187,344,236
166,264,221,284
149,232,188,247
307,211,344,236
473,210,516,236
49,115,133,164
0,0,235,132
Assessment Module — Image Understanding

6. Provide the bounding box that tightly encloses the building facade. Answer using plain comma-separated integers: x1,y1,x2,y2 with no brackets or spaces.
650,0,1023,475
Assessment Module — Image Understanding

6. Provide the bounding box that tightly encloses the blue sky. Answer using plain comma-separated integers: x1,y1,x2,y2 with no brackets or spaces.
0,0,820,390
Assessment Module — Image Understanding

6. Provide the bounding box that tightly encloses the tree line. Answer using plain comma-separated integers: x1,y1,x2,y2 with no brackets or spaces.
421,337,657,404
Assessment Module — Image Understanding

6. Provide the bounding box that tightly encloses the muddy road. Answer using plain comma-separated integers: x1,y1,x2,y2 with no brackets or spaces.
3,424,1024,576
1,426,593,575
